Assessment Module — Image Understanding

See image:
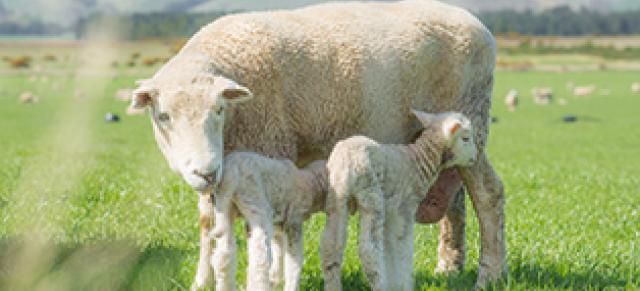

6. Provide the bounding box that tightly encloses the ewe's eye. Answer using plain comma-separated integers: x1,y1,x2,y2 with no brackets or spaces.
462,137,470,142
157,112,170,122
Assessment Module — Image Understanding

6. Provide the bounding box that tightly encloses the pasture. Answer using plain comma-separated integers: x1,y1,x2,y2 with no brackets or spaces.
0,40,638,290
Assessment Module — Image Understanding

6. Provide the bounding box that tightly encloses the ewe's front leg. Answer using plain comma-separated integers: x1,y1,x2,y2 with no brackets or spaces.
321,194,349,291
284,224,304,291
270,229,285,290
192,194,214,290
459,154,507,289
356,191,386,291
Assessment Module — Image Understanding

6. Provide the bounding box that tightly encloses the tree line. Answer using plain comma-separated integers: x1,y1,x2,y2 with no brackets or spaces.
479,6,640,36
2,6,640,38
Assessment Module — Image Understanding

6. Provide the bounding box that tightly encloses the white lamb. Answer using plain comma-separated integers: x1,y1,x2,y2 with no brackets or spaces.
209,152,327,291
321,110,477,291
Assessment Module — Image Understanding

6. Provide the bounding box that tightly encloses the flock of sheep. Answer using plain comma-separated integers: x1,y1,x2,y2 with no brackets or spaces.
504,82,640,111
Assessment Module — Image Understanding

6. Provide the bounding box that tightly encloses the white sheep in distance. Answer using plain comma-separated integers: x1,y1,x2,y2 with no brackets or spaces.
504,89,518,111
321,110,477,291
573,85,596,97
631,82,640,94
210,153,327,291
532,87,553,105
19,92,39,104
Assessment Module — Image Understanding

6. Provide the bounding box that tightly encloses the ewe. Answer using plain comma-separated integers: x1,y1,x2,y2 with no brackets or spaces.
209,153,327,291
322,110,477,291
631,82,640,94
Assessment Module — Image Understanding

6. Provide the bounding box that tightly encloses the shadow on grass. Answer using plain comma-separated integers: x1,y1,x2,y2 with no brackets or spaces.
0,238,192,291
1,239,633,290
303,260,632,290
414,259,631,290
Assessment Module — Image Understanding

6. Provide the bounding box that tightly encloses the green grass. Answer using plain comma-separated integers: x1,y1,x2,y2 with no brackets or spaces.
0,60,638,290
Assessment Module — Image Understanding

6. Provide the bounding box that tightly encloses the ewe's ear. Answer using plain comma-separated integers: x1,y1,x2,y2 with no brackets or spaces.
220,82,253,104
410,109,437,126
130,86,158,109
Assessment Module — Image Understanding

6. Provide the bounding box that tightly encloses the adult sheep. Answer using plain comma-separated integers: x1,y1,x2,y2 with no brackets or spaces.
131,0,505,289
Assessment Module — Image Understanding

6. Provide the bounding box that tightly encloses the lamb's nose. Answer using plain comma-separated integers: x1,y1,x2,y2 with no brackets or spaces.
193,169,218,184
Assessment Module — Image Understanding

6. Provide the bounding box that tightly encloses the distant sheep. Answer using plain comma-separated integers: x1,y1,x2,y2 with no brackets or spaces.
210,153,327,291
573,85,596,97
504,89,518,112
632,82,640,94
532,87,553,105
19,92,39,104
321,110,477,291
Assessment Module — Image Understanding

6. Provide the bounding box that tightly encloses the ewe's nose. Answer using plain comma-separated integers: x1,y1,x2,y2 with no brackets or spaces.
193,169,218,184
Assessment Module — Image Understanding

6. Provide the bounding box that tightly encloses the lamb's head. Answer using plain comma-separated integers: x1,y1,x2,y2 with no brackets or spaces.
130,74,252,192
411,109,477,169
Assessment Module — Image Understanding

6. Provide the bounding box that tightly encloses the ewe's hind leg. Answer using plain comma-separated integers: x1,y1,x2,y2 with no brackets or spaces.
356,190,386,291
459,153,507,288
284,224,304,291
321,192,349,291
270,229,285,289
192,194,215,290
211,198,237,291
436,186,467,274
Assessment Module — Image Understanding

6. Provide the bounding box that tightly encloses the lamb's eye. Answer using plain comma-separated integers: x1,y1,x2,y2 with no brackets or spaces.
462,137,470,142
157,112,170,122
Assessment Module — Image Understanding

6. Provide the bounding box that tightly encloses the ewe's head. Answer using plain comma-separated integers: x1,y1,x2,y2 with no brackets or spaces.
411,109,477,169
130,67,252,192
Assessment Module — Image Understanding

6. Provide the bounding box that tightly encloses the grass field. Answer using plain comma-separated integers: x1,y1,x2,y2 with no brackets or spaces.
0,41,639,290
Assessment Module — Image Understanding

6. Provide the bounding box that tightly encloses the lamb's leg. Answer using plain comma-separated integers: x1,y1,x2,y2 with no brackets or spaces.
321,192,349,291
436,186,466,274
459,153,507,289
398,223,415,291
283,223,304,291
356,190,386,291
270,228,285,290
211,196,237,291
385,213,415,291
192,194,214,290
241,204,274,291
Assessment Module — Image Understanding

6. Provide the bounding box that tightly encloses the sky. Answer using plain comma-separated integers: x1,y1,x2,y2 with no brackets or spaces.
2,0,640,26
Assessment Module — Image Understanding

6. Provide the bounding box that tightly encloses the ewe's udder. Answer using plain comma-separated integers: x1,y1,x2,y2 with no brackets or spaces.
415,169,462,224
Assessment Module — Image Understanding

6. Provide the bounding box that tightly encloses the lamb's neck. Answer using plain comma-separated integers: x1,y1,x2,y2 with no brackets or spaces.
406,135,444,186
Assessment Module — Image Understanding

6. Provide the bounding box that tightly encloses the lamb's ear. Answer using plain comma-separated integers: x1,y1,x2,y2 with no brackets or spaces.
130,86,158,109
442,118,463,140
410,109,437,126
221,82,253,104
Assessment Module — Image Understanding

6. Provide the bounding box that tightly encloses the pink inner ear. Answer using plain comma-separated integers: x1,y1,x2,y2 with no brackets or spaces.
450,123,461,135
137,92,151,105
